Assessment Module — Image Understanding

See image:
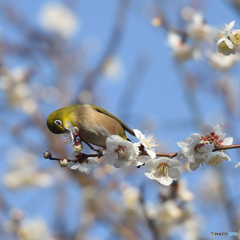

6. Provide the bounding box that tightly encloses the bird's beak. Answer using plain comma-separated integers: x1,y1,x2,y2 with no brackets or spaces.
63,125,70,133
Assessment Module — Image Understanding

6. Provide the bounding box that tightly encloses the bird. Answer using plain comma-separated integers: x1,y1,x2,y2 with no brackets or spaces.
46,104,135,148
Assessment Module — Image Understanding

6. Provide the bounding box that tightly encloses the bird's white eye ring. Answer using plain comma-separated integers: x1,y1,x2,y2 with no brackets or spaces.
54,120,62,126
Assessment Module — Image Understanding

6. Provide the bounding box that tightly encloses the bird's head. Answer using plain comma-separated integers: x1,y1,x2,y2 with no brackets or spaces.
46,109,70,134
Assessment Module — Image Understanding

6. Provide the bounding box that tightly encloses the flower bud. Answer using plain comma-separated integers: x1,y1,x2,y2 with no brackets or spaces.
74,127,79,132
59,158,68,167
73,143,83,152
43,151,52,159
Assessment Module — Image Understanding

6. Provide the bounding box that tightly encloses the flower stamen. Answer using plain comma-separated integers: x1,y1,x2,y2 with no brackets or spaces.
115,145,127,158
207,155,223,167
157,163,170,178
144,131,158,150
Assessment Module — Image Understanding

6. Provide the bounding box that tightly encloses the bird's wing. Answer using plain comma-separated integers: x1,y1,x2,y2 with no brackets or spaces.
91,105,135,137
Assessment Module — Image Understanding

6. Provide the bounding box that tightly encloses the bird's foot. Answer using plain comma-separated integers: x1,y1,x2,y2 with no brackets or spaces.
81,140,103,158
97,148,103,158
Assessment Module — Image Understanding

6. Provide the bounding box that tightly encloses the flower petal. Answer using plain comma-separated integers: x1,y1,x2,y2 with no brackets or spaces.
177,149,187,160
235,162,240,168
78,163,91,174
154,157,169,166
133,142,140,155
213,124,222,135
66,121,75,133
177,137,193,148
225,39,234,49
217,37,227,45
223,137,233,145
203,143,215,152
159,177,173,186
115,158,132,168
168,168,180,179
228,21,235,29
145,172,154,180
189,133,201,140
206,153,224,167
188,155,196,163
106,135,123,150
68,162,80,170
133,156,147,166
146,148,156,159
217,44,224,54
113,162,121,168
168,159,181,168
200,124,214,136
189,162,200,171
88,158,98,167
145,159,155,171
133,129,144,141
104,151,117,165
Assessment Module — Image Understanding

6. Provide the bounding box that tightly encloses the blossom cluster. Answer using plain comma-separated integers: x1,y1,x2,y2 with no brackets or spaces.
56,122,236,188
163,13,240,70
105,130,181,187
217,21,240,56
177,124,232,170
62,122,181,187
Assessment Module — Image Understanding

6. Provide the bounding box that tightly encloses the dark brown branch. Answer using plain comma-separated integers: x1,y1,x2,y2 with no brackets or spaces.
213,144,240,151
43,151,102,162
44,144,240,163
139,144,240,158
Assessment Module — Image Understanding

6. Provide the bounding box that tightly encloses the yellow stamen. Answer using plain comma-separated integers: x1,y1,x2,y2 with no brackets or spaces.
207,155,223,167
115,145,127,158
144,131,158,150
157,163,170,178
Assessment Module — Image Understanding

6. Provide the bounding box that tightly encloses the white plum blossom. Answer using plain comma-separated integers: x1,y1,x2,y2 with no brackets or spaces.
68,152,98,174
104,135,142,168
102,56,123,80
167,32,199,62
145,157,181,187
177,124,233,170
186,13,215,41
133,129,158,158
16,217,54,240
205,51,240,71
39,3,78,38
3,150,53,189
202,124,233,167
177,133,214,171
217,21,236,55
230,29,240,45
200,124,233,146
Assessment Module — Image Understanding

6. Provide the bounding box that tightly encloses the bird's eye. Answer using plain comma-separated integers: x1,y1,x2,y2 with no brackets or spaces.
54,120,62,126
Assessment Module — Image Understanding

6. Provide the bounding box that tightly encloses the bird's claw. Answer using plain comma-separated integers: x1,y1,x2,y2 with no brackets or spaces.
97,148,103,158
81,140,103,158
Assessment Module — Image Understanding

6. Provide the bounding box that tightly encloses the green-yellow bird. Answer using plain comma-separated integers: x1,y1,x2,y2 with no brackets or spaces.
46,104,135,148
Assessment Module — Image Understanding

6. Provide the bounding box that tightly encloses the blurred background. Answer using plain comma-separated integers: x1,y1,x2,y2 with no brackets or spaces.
1,0,240,239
